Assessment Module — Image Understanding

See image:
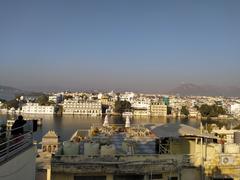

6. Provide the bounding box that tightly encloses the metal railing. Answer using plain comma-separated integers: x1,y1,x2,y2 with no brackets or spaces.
0,125,33,164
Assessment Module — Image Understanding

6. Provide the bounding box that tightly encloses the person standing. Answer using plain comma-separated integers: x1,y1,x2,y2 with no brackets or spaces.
11,115,26,136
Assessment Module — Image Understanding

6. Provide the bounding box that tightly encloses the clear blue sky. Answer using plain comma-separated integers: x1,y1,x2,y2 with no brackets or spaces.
0,0,240,92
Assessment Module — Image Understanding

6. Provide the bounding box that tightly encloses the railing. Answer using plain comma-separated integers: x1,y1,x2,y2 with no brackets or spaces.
0,125,33,164
159,143,170,154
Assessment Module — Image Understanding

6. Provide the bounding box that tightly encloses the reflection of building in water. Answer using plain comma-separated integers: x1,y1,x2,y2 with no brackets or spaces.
131,116,167,124
42,130,59,154
49,122,240,180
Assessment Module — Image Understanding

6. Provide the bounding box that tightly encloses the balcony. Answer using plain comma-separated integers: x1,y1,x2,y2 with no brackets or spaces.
0,125,34,164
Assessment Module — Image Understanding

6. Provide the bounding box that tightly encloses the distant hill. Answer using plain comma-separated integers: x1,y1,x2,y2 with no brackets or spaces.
0,85,27,100
168,83,240,97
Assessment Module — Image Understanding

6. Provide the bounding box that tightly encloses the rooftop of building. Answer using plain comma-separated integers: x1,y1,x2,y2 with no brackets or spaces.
145,123,218,139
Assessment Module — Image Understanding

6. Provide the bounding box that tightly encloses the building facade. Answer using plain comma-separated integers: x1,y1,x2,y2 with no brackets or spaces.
21,103,55,114
42,130,59,154
49,93,63,104
62,99,102,115
150,102,167,116
51,123,240,180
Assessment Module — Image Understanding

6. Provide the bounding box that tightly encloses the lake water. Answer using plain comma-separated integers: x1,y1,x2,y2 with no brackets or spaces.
0,114,201,142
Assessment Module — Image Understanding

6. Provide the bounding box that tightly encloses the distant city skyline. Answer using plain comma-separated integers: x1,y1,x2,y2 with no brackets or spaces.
1,0,240,92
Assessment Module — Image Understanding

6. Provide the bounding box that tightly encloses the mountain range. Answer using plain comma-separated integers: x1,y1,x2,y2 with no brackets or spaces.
168,83,240,97
0,85,28,100
1,83,240,100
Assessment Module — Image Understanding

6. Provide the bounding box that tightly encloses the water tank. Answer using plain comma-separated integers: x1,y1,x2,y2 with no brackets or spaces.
234,132,240,144
63,141,80,155
101,144,116,156
84,142,100,156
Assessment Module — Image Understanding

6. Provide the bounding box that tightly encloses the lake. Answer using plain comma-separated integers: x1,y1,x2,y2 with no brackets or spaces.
0,114,202,142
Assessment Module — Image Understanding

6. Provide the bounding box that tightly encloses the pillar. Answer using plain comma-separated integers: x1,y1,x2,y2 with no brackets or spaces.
144,174,149,180
106,174,113,180
47,168,51,180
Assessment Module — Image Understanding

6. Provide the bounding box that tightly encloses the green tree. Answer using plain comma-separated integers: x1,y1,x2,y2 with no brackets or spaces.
101,104,109,114
36,95,49,105
217,106,226,115
167,106,172,115
64,95,73,100
6,99,19,109
199,104,226,117
0,98,6,103
181,106,189,116
199,104,211,117
114,100,131,113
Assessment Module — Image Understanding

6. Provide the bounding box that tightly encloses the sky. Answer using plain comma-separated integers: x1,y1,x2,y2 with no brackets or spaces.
0,0,240,92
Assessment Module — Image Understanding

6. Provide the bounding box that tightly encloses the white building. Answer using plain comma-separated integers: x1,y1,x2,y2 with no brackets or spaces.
131,97,151,116
131,98,150,110
49,93,63,103
229,103,240,115
119,92,135,103
42,130,59,154
63,99,102,115
21,103,55,114
212,126,240,144
0,101,3,108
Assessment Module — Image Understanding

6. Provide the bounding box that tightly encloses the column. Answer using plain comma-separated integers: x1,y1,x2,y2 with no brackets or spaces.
47,168,51,180
106,174,114,180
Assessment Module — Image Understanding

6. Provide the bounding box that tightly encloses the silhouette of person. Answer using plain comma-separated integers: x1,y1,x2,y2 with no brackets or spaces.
11,115,27,136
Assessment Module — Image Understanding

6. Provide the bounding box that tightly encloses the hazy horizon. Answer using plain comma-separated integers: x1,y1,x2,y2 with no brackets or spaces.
1,0,240,92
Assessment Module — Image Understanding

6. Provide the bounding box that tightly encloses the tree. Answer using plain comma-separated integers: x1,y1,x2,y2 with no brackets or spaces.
114,100,131,113
6,99,19,109
199,104,211,117
0,98,6,103
36,95,49,105
199,104,226,117
48,100,56,105
181,106,189,116
102,104,109,114
167,106,172,115
64,95,73,100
